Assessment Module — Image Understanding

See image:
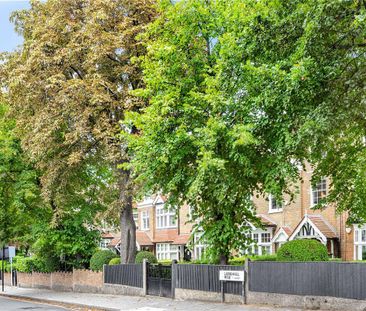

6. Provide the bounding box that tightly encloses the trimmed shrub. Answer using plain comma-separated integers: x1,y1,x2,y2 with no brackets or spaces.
228,254,277,265
228,256,246,266
251,254,277,261
90,250,118,271
277,239,329,262
158,259,172,265
135,251,157,264
109,257,121,265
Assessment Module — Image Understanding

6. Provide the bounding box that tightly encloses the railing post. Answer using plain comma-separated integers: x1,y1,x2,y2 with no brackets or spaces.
244,258,249,304
102,264,106,285
142,259,147,296
171,260,177,299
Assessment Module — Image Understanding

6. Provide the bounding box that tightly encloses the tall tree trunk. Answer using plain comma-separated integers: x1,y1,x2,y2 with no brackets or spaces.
219,254,228,265
118,167,136,264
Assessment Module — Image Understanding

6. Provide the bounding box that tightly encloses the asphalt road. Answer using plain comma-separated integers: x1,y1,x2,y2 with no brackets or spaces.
0,297,68,310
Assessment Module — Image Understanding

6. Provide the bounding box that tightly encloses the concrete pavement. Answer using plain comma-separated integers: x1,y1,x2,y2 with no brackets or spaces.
0,286,305,311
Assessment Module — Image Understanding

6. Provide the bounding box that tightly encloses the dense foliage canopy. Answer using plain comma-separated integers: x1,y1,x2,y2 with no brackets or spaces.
0,0,365,265
129,0,366,262
1,0,157,263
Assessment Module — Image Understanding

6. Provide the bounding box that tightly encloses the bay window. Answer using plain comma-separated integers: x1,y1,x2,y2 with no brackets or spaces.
156,243,178,260
156,204,177,229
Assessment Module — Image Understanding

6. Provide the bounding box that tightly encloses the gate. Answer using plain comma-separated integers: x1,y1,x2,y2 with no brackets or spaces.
147,264,172,297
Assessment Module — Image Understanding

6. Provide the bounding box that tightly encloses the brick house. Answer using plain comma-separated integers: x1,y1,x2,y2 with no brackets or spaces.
252,166,357,261
107,166,364,261
134,194,196,261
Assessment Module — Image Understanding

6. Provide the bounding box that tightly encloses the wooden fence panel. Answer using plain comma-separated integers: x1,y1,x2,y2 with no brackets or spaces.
175,264,244,295
249,261,366,300
104,264,143,288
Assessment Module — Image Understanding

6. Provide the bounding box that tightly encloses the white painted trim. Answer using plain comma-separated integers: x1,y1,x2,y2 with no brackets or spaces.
272,227,289,243
289,215,327,244
153,194,165,205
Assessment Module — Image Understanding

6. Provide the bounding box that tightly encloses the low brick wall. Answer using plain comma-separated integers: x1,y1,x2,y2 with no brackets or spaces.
73,269,103,293
51,271,73,292
17,272,32,288
0,272,13,286
17,269,103,293
32,272,51,289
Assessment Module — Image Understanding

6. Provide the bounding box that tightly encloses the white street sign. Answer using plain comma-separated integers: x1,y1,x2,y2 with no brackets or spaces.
8,246,15,259
219,270,244,282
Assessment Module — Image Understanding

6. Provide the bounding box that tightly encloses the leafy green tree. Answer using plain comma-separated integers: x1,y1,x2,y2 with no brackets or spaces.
0,103,100,269
129,0,272,264
213,0,366,221
0,103,46,249
1,0,157,263
130,0,366,263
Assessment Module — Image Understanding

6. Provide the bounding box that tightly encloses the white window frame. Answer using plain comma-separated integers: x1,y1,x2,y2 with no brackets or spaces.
156,243,178,260
268,194,283,213
354,225,366,260
99,239,110,249
311,178,327,207
141,211,149,230
156,204,177,229
249,228,272,256
193,232,207,260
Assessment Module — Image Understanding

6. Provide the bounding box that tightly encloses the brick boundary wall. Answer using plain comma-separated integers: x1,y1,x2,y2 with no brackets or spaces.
31,272,51,289
17,269,102,293
2,272,13,286
17,272,32,288
51,271,73,292
73,269,103,293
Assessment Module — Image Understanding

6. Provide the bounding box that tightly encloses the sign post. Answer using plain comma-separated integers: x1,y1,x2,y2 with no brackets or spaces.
8,247,15,287
219,270,245,303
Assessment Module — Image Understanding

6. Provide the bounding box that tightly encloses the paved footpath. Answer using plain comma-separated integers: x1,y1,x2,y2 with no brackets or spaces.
0,286,304,311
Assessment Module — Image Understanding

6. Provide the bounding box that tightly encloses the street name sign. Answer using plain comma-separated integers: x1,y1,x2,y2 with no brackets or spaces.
219,270,244,282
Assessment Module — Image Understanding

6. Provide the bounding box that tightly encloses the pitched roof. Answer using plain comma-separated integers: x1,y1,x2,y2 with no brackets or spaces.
274,226,292,237
136,231,153,246
108,237,121,248
172,234,191,245
101,232,115,239
307,215,338,239
257,214,277,227
152,230,179,243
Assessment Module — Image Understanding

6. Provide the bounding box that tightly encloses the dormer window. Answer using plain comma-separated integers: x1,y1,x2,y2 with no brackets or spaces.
269,194,283,213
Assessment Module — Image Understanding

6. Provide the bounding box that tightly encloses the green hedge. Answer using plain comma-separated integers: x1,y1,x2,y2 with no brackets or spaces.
158,259,172,265
109,257,121,265
13,256,58,273
228,254,277,265
277,239,329,262
135,251,157,264
90,250,118,271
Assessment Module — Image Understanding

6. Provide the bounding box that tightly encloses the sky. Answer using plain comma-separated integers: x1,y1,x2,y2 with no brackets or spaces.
0,0,30,53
